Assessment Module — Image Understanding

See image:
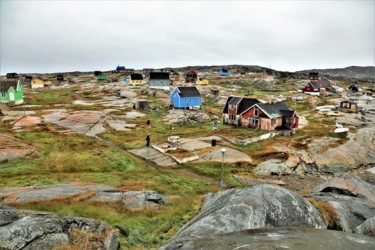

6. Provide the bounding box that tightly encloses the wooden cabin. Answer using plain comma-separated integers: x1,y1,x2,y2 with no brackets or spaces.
340,99,358,111
6,73,19,79
223,97,260,126
196,77,209,85
149,72,170,90
94,71,102,76
125,73,144,86
219,69,230,76
170,86,202,109
57,74,64,81
262,69,275,81
301,81,320,95
0,80,23,104
31,78,52,89
185,71,197,83
309,72,319,80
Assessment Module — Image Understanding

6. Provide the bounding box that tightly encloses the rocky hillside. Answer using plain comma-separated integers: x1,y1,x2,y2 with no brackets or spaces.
160,179,375,250
297,66,375,81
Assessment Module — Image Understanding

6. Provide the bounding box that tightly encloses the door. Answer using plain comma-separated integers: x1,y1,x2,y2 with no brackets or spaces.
9,92,14,101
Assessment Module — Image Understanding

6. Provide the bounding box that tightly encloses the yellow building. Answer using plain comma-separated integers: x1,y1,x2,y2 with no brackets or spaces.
126,73,144,86
196,77,209,85
31,78,52,89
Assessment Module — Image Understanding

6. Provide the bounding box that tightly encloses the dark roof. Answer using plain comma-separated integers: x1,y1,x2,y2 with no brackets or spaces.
228,97,242,105
264,69,273,75
223,96,234,113
0,81,18,93
309,72,319,76
220,69,228,73
223,96,260,114
280,110,295,117
150,72,170,80
130,73,143,80
238,98,260,114
257,102,294,119
177,87,201,97
310,81,320,89
321,77,331,86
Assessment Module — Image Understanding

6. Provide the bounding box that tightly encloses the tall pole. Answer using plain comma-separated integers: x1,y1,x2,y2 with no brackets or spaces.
220,148,226,192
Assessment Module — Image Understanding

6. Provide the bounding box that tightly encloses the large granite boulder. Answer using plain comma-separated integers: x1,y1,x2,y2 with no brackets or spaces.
160,228,375,250
161,185,326,249
0,205,119,250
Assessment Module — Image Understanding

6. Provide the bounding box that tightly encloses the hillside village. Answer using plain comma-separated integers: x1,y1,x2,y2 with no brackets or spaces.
0,65,375,249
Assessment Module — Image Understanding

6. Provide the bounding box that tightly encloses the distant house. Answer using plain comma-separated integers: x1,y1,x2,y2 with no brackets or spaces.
149,72,171,90
25,76,33,83
170,86,202,109
185,71,197,83
116,65,126,72
219,68,230,76
31,78,52,89
56,74,64,81
309,72,319,80
262,69,274,81
301,81,320,95
125,73,144,86
6,73,19,79
94,71,102,76
223,96,298,130
349,82,359,92
0,80,23,104
161,68,173,72
340,99,357,111
125,68,135,72
196,77,209,85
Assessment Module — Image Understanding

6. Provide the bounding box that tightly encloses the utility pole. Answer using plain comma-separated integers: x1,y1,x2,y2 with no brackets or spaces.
220,148,226,192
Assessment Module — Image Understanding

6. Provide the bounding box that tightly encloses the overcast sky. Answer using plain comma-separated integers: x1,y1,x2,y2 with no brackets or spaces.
0,0,374,74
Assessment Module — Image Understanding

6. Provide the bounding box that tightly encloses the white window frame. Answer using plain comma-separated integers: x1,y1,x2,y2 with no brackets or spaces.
254,107,259,117
1,92,6,98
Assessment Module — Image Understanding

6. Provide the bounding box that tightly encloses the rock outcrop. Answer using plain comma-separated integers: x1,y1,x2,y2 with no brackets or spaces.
0,134,36,161
161,185,326,249
0,183,167,211
354,217,375,237
161,227,375,250
305,178,375,233
0,205,119,250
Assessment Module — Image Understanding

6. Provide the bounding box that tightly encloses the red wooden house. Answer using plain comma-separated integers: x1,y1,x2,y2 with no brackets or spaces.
301,81,320,95
223,96,298,130
185,71,197,83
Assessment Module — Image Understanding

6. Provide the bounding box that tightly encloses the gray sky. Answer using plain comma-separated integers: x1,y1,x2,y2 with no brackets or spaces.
1,0,374,74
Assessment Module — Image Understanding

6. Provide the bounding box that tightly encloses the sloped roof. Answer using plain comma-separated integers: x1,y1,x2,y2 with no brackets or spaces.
223,96,260,114
150,72,170,80
257,102,294,119
0,81,18,93
310,81,320,89
238,98,260,114
130,73,143,80
228,97,242,105
177,87,201,97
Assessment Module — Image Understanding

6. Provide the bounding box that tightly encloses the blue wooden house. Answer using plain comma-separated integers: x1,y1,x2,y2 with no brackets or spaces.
170,86,202,109
219,68,230,76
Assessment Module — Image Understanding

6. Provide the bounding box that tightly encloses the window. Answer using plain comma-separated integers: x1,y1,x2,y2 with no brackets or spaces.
254,107,258,117
229,114,236,120
196,98,199,102
1,92,6,98
229,104,236,110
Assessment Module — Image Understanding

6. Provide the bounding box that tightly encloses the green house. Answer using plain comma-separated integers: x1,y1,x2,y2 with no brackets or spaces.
97,74,107,81
0,80,24,104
